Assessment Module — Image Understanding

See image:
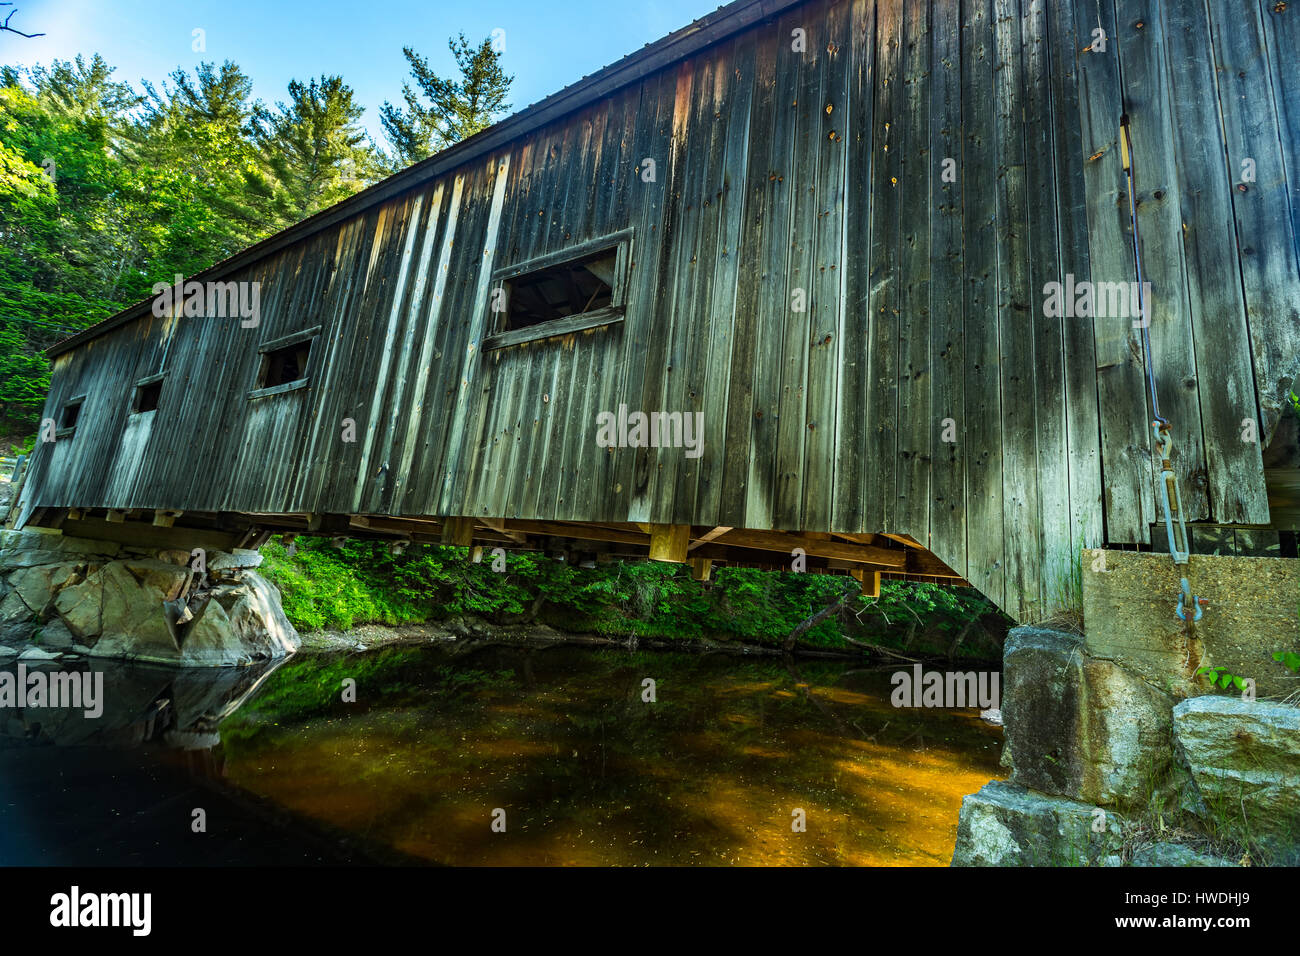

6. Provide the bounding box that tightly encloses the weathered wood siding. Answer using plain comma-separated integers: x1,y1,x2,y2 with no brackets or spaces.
25,0,1300,621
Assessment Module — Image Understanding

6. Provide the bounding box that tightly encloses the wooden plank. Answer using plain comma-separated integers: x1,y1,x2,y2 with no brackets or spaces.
438,155,513,514
688,525,734,550
712,527,908,567
1046,0,1105,561
802,0,852,533
894,0,931,543
863,0,904,534
1073,0,1154,545
1210,0,1300,451
1258,0,1300,285
960,0,1005,612
629,63,697,524
745,4,805,530
718,20,780,529
993,0,1041,620
831,0,876,536
926,0,966,582
694,31,756,527
655,53,714,527
773,8,823,530
609,68,678,522
1160,0,1269,526
440,517,476,547
1022,0,1071,611
1114,0,1209,527
61,517,240,553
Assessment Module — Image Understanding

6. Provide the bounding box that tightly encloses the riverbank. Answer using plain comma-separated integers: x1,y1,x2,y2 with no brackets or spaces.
296,618,957,663
263,537,1010,665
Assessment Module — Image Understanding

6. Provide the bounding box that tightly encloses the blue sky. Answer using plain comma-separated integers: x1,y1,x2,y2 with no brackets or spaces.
5,0,718,146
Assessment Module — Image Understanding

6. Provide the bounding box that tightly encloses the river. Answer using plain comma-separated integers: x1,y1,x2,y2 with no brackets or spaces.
0,641,1003,866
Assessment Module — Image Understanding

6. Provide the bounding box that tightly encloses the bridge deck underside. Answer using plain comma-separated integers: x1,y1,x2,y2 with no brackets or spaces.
21,506,967,588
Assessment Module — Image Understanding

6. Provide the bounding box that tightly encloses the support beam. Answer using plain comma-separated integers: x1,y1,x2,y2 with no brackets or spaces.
481,517,528,543
306,512,351,534
881,533,924,548
152,509,184,528
690,557,713,582
851,568,882,598
503,520,647,548
647,523,690,563
440,516,476,547
61,516,241,553
709,528,908,569
688,525,734,551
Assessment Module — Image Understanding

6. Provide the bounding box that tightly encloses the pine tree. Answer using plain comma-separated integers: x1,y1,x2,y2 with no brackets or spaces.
379,33,512,169
252,75,383,229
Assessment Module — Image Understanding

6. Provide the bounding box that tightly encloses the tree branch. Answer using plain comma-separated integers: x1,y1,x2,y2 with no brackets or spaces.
1,6,45,38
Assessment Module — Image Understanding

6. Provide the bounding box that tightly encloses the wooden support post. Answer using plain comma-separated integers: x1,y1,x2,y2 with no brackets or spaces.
441,516,476,547
470,545,484,563
104,509,125,523
306,512,351,534
851,568,881,598
647,523,690,563
152,509,183,528
690,557,712,582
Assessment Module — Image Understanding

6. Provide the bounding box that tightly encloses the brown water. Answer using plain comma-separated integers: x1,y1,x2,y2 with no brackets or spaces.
209,642,1005,865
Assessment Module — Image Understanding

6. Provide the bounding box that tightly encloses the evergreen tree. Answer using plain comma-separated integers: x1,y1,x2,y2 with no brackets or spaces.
253,75,383,229
379,34,512,169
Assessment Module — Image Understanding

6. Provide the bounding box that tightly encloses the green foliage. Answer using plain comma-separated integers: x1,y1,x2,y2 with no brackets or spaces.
218,645,518,735
1273,651,1300,674
1197,665,1250,693
260,537,1001,653
0,53,394,436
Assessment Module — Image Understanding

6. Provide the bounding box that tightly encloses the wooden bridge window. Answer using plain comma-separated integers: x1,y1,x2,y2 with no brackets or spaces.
131,374,164,414
484,230,631,350
250,325,321,398
505,249,615,330
57,396,84,437
262,342,310,387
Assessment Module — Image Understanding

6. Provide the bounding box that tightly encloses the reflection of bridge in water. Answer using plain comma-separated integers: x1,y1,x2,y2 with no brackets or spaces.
0,658,424,865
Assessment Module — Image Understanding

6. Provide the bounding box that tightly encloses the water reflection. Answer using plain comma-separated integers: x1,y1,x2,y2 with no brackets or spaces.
0,644,1003,866
215,643,1005,866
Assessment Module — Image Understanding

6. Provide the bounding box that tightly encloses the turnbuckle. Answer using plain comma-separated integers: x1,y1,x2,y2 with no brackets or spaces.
1153,421,1190,565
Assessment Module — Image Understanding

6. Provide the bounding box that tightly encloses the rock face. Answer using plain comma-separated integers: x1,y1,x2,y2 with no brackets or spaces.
1173,696,1300,856
1003,627,1175,808
951,781,1123,866
954,624,1299,867
1132,843,1234,867
0,529,297,667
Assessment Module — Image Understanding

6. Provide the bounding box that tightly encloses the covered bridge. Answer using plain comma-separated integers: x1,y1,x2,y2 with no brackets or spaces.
9,0,1300,621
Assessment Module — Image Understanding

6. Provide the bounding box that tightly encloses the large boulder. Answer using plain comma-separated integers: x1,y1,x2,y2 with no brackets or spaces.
8,563,82,616
0,531,298,667
0,529,117,571
208,549,263,571
1173,696,1300,857
180,572,298,665
82,559,192,661
1003,626,1175,808
951,780,1124,866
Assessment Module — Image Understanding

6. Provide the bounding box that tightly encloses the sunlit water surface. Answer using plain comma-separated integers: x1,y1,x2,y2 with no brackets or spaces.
0,643,1003,866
